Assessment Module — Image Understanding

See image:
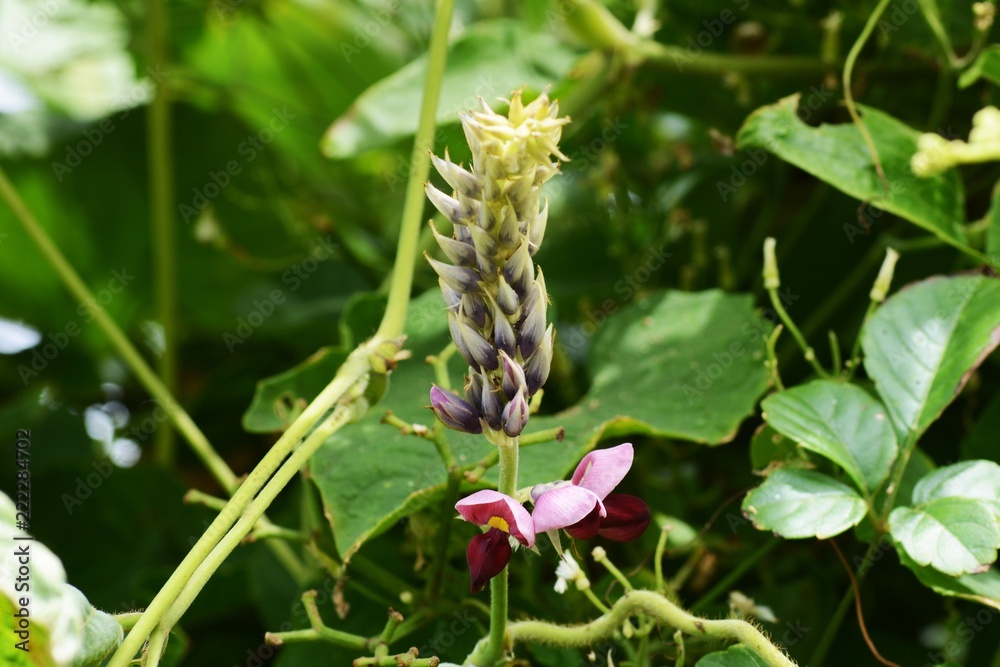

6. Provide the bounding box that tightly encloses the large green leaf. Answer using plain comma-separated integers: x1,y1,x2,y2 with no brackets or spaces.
889,498,1000,576
985,181,1000,262
695,645,770,666
861,275,1000,440
912,460,1000,517
310,288,771,559
322,20,579,158
896,543,1000,610
959,45,1000,88
761,380,897,497
737,94,966,247
742,468,868,539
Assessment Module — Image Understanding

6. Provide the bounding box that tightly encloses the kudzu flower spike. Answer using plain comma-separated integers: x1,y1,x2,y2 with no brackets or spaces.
426,90,568,440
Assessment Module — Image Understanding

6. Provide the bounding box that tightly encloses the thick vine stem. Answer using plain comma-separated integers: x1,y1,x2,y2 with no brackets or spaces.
507,590,797,667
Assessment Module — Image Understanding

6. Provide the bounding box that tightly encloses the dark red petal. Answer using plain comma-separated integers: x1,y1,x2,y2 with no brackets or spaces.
564,503,602,540
467,528,513,594
597,494,650,542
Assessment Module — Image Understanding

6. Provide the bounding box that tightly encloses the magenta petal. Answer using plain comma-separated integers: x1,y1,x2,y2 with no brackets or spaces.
531,484,603,533
597,494,650,542
467,528,512,594
571,443,634,500
565,504,602,540
455,490,535,547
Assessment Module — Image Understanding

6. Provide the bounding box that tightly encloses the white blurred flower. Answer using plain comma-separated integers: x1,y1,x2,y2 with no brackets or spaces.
553,554,589,593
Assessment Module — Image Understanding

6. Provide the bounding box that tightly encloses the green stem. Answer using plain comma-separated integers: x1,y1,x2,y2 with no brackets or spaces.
582,587,610,614
842,0,893,192
0,167,235,491
808,586,854,667
508,590,796,667
375,0,457,341
479,436,520,665
146,0,177,468
142,625,168,667
653,524,670,594
845,300,878,381
158,406,355,632
106,346,375,667
768,287,828,378
593,547,634,592
690,539,780,612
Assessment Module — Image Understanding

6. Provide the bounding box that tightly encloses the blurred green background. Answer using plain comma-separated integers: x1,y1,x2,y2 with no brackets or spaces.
1,0,999,664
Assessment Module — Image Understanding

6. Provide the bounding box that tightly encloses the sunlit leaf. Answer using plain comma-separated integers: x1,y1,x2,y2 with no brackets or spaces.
742,468,868,539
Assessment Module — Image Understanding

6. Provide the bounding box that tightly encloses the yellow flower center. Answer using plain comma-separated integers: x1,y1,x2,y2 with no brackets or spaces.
487,516,510,533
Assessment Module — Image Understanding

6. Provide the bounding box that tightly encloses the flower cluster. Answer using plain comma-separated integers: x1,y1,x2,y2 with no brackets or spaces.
425,91,567,439
456,444,650,593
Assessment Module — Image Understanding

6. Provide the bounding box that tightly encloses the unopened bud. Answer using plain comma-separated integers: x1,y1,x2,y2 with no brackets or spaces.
762,237,780,290
429,385,483,434
501,388,529,437
870,247,900,303
499,351,528,400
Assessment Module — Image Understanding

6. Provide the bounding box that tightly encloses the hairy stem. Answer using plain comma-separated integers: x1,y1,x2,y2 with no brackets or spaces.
481,436,520,665
508,590,796,667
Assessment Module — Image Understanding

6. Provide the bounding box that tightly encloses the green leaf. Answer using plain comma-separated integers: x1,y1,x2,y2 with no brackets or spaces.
749,423,804,472
959,45,1000,88
311,288,771,559
742,468,868,539
913,460,1000,517
321,20,579,157
889,498,1000,576
737,94,967,247
761,380,897,497
579,288,771,445
242,346,349,433
896,540,1000,610
68,586,123,667
861,275,1000,440
984,181,1000,262
695,645,770,666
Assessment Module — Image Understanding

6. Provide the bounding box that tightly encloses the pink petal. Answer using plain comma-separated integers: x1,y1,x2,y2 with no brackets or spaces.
531,484,604,533
571,443,634,499
455,489,535,547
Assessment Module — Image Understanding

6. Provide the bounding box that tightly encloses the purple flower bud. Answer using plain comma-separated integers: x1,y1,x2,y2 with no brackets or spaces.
518,271,548,358
440,279,461,312
468,222,499,259
502,240,533,297
454,223,473,245
481,382,504,431
493,304,517,357
497,277,519,316
461,293,489,329
524,324,554,395
528,200,548,256
465,372,485,411
431,151,482,199
502,388,529,437
499,351,528,400
430,385,483,434
425,184,466,226
426,255,480,294
449,312,498,372
431,223,477,267
497,206,519,250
